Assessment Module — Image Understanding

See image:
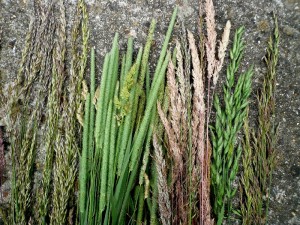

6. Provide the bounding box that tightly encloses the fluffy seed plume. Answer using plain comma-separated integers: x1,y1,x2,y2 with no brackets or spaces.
205,0,217,80
153,134,171,225
157,102,183,177
167,60,182,149
213,20,231,85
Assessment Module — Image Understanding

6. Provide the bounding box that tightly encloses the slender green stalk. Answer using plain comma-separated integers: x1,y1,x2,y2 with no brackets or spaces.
98,101,113,219
88,47,96,162
107,83,119,202
101,34,119,137
117,48,143,173
124,37,134,81
95,53,110,153
152,6,178,87
79,7,177,225
116,52,170,224
79,93,91,223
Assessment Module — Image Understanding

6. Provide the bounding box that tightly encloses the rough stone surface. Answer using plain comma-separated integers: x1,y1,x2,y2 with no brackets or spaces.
0,0,299,224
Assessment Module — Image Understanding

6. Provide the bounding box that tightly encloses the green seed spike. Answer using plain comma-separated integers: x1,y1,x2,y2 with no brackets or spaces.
211,27,253,225
110,47,120,101
138,111,154,185
99,100,113,216
117,48,143,175
107,82,119,204
100,33,119,148
139,19,156,90
136,185,145,225
131,19,156,131
125,37,134,78
129,50,170,183
88,47,96,167
79,93,91,222
120,55,126,90
95,53,110,154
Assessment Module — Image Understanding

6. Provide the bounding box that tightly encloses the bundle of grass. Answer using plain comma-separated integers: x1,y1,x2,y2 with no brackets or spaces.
1,0,89,224
6,1,57,223
78,7,178,225
210,26,253,225
154,0,232,224
50,0,89,224
239,16,279,225
36,1,67,223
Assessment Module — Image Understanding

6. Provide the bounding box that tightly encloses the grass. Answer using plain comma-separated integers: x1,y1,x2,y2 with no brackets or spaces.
154,1,232,224
50,1,89,224
239,16,279,225
2,1,88,224
0,1,281,225
210,26,253,225
78,7,178,225
7,2,56,223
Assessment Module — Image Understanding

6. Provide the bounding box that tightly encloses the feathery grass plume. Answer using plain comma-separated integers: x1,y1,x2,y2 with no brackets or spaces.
156,32,205,224
239,16,279,225
180,27,197,225
187,30,211,225
11,108,40,225
204,0,231,86
213,21,231,85
6,1,57,223
157,61,183,178
239,114,264,225
210,27,253,225
50,0,89,224
204,0,217,81
198,1,231,224
153,134,171,225
36,1,66,223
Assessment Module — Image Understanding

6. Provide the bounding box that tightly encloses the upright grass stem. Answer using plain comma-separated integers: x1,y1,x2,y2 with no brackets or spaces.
79,6,177,225
240,16,279,225
79,93,90,223
210,27,253,225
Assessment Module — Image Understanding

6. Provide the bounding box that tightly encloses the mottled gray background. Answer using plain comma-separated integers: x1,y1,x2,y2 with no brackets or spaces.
0,0,299,224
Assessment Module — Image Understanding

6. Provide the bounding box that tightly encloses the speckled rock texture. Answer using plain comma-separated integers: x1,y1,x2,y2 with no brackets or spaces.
0,0,299,224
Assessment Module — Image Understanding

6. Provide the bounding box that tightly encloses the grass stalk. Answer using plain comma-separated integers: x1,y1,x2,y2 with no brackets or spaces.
210,27,253,225
79,93,91,223
239,16,279,225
